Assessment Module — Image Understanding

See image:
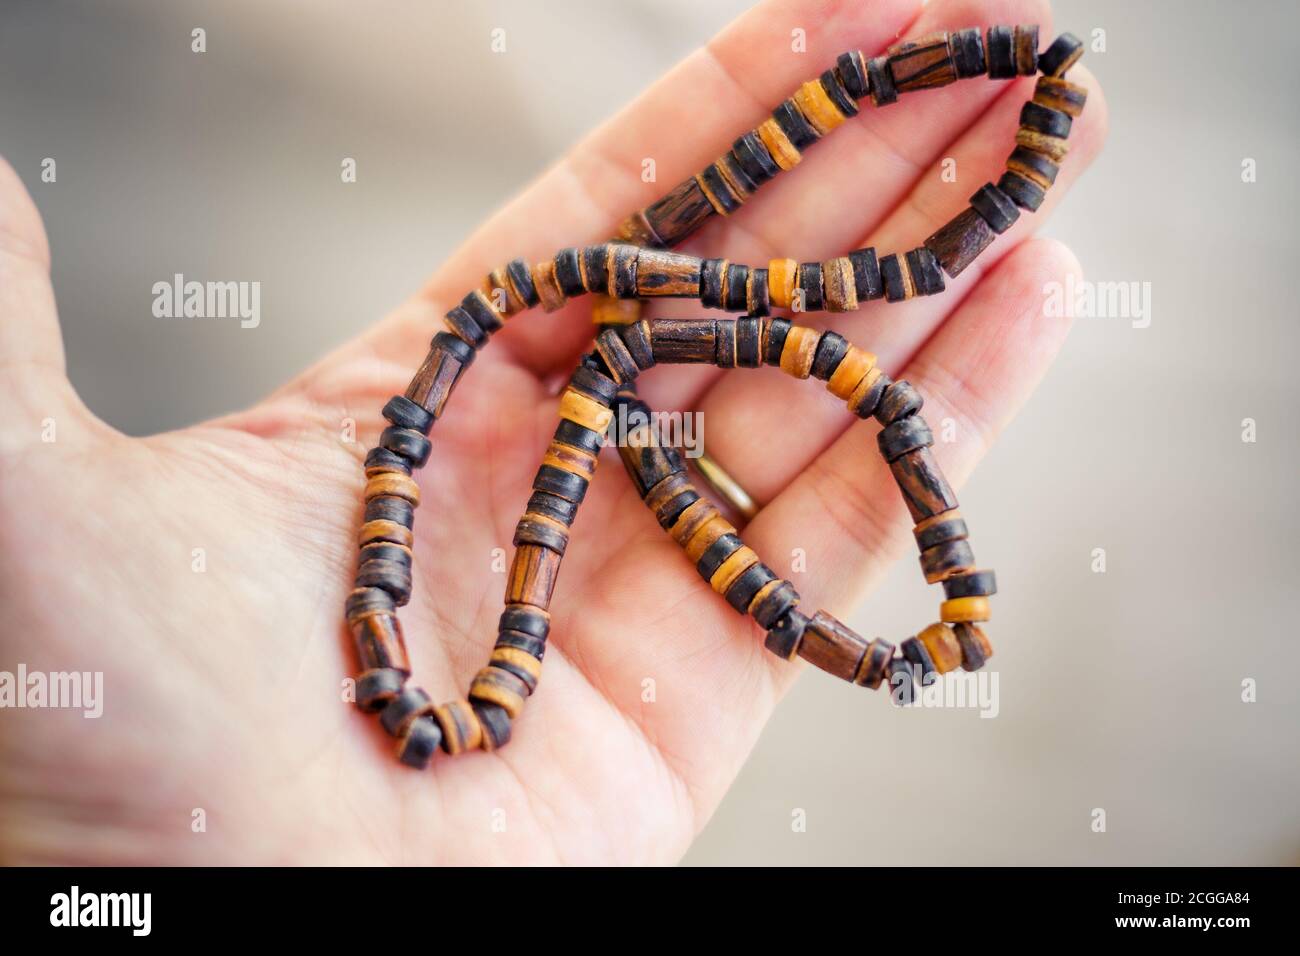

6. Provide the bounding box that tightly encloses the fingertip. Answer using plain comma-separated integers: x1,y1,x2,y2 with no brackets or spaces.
0,154,51,271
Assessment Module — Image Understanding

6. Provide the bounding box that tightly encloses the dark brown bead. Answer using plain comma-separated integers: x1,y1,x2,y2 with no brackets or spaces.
554,247,586,296
948,27,986,78
985,25,1016,79
798,610,869,682
955,622,994,671
920,539,976,583
924,207,996,278
811,331,849,380
878,416,933,461
906,247,945,296
875,380,923,424
397,716,442,769
364,446,410,476
355,667,405,713
914,512,968,552
461,289,503,334
856,638,894,690
772,100,818,149
380,426,431,468
474,703,512,751
724,264,750,312
998,171,1046,211
736,316,763,368
836,50,870,99
797,261,824,311
890,447,959,522
1013,24,1039,76
380,685,434,737
732,130,779,185
746,268,770,318
356,558,412,604
763,318,791,365
849,247,883,300
901,635,936,678
887,32,956,93
943,570,998,599
750,579,800,630
1038,32,1083,77
819,68,858,117
867,56,897,106
765,607,810,660
969,182,1020,234
1020,101,1072,138
513,515,569,556
444,304,487,349
651,319,718,364
382,395,434,434
595,328,640,385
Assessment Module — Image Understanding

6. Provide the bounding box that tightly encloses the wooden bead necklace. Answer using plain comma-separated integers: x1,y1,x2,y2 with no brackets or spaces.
345,26,1088,767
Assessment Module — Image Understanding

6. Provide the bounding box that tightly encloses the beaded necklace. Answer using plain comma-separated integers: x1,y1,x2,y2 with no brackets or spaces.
346,26,1088,766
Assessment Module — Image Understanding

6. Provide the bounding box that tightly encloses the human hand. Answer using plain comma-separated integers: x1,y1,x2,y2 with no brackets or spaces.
0,0,1105,864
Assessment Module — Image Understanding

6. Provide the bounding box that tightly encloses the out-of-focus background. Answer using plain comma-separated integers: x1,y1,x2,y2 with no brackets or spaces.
2,0,1297,864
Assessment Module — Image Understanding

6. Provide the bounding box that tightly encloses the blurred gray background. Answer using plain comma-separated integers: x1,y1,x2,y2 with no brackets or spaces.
2,0,1297,864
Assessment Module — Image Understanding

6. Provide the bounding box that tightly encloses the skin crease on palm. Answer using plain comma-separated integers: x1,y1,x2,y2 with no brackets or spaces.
0,0,1105,865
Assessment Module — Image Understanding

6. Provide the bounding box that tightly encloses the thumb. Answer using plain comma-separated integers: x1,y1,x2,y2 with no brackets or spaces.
0,155,96,452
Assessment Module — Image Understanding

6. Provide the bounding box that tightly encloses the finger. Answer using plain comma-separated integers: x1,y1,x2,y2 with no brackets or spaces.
687,61,1106,504
748,237,1082,626
389,0,928,375
0,156,89,451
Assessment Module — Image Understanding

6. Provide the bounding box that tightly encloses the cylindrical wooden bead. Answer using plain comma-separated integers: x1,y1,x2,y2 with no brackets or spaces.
756,117,802,170
954,622,994,671
351,611,410,674
796,261,824,311
363,496,414,528
1013,24,1039,75
700,258,726,309
749,578,800,630
763,317,791,365
506,544,562,608
462,288,504,334
924,206,996,278
592,296,641,326
906,247,945,296
875,380,923,424
798,610,869,682
985,26,1016,78
854,638,895,689
469,666,528,718
745,268,770,318
732,130,780,185
941,596,991,623
917,622,964,674
998,171,1047,211
724,264,750,312
405,332,473,420
765,607,810,660
913,510,966,550
595,328,640,385
582,245,610,294
1033,76,1088,117
697,165,743,215
779,325,820,379
1020,101,1072,139
559,387,614,433
880,252,915,302
970,182,1020,234
383,395,434,434
948,27,986,78
358,518,413,548
606,244,639,298
513,513,569,557
768,258,798,308
345,586,394,622
499,602,550,641
365,446,411,477
651,319,718,364
736,315,763,367
942,569,998,599
709,545,760,597
380,685,434,737
474,703,512,751
644,178,717,247
849,247,884,300
1015,128,1068,164
901,635,936,678
826,346,876,400
811,330,849,381
355,667,405,713
635,249,701,298
380,426,431,468
397,716,443,769
433,699,482,755
443,303,487,349
356,558,412,604
365,472,420,506
867,56,897,106
532,260,566,312
490,646,542,694
1038,32,1083,77
792,79,845,135
819,68,858,117
822,257,859,312
920,539,976,583
890,447,958,522
836,50,870,99
545,248,580,297
887,32,956,93
1006,146,1059,190
878,416,933,461
848,368,889,419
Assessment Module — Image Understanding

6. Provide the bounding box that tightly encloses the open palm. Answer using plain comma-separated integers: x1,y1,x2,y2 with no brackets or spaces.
0,0,1104,865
